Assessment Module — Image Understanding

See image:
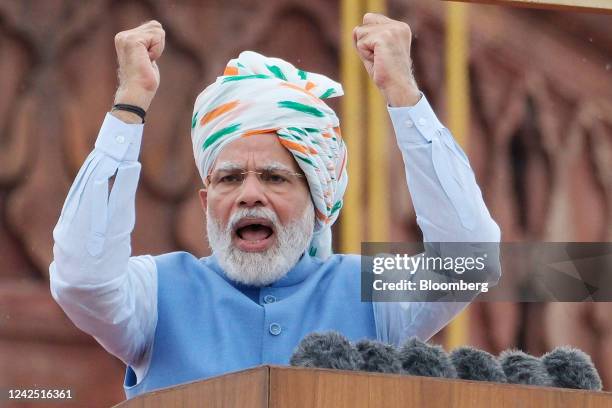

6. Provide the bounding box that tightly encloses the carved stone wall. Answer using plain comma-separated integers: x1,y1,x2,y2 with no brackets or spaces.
389,1,612,388
0,1,610,405
0,1,340,406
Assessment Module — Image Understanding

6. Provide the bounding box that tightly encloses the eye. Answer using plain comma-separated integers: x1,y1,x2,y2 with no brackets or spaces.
262,171,288,184
217,173,243,183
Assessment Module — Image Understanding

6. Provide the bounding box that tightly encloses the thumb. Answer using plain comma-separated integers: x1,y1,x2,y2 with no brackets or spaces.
146,34,165,61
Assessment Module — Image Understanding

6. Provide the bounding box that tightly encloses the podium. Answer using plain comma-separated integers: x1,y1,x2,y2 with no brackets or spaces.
113,365,612,407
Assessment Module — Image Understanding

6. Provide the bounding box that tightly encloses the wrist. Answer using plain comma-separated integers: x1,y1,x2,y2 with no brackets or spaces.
110,109,144,124
113,86,155,112
383,82,421,107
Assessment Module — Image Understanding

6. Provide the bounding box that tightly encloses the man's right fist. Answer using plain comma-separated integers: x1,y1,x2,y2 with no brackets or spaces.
113,20,165,114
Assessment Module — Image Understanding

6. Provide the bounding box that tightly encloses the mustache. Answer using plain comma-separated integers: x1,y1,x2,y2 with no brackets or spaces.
227,207,279,231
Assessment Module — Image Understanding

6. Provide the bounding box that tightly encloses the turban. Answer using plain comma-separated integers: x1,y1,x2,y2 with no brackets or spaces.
191,51,347,259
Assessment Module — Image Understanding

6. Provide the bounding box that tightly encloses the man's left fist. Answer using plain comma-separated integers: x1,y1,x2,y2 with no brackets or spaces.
353,13,420,107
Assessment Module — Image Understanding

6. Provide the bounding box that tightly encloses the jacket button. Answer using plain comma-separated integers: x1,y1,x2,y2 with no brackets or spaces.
269,323,282,336
264,295,276,304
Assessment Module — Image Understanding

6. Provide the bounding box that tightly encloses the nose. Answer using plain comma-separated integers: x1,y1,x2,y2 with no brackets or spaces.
235,172,268,208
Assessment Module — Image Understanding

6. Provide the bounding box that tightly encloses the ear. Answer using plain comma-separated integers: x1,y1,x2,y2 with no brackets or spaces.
198,188,208,213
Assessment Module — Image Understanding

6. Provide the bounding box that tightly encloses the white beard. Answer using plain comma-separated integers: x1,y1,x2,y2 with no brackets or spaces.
206,201,315,287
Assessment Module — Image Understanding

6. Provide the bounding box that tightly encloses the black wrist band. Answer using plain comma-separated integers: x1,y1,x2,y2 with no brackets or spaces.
112,103,146,123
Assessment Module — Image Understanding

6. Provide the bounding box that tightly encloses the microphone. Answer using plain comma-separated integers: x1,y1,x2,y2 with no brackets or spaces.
498,349,552,386
355,339,401,373
542,346,602,391
290,332,363,370
398,337,457,378
450,346,506,382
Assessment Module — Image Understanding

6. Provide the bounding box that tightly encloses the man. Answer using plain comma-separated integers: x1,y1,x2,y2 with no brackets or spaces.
50,13,500,399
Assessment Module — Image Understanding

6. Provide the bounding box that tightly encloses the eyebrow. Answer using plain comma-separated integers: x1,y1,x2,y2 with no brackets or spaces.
213,162,244,172
213,161,297,173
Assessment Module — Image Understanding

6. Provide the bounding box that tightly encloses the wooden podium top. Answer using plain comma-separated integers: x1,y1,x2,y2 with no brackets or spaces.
114,365,612,408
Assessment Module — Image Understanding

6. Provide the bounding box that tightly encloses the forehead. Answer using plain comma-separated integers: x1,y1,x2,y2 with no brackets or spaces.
213,133,300,171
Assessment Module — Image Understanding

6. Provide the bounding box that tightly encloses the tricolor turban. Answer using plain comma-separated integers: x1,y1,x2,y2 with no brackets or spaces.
191,51,347,259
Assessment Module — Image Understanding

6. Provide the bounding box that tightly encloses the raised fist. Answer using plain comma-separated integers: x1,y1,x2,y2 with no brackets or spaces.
113,20,165,113
353,13,420,107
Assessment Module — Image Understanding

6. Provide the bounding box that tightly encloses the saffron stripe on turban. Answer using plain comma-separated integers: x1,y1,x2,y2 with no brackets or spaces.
191,51,346,259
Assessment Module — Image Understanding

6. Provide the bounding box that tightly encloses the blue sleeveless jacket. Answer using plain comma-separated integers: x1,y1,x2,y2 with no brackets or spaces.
124,251,376,398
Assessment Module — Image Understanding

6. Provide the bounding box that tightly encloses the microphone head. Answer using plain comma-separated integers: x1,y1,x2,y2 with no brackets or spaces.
398,337,457,378
542,346,602,391
290,332,363,370
498,349,553,386
450,346,506,383
355,339,401,374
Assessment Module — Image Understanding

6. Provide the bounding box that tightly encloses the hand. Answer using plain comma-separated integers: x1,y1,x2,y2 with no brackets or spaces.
353,13,420,107
112,20,165,120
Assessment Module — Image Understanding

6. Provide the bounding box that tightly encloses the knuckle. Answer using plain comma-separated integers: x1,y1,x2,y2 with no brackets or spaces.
114,32,125,44
400,22,412,35
115,33,134,48
381,30,394,41
391,27,404,38
123,32,137,45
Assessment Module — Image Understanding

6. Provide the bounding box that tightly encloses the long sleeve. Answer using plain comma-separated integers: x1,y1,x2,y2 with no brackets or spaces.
373,94,501,346
49,113,157,377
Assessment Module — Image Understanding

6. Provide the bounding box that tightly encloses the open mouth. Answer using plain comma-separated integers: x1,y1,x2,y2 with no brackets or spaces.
233,218,275,251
